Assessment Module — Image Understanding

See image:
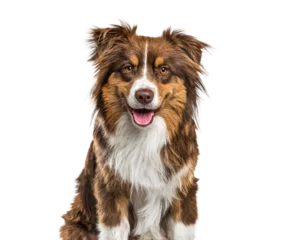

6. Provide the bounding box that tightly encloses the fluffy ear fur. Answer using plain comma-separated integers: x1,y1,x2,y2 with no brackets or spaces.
88,22,137,62
161,25,219,64
161,25,219,102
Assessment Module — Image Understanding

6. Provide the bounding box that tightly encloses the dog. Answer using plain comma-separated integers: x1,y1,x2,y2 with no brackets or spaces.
60,22,209,240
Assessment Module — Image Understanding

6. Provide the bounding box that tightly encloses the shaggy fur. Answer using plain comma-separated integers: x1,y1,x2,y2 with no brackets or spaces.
60,22,209,240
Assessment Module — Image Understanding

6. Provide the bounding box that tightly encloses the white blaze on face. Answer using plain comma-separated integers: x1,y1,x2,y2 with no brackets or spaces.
127,42,160,110
143,41,148,78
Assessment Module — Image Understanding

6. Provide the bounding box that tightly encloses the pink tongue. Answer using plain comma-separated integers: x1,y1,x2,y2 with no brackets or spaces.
132,110,154,126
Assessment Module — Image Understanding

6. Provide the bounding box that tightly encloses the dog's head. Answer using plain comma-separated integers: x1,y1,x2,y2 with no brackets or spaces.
89,23,208,138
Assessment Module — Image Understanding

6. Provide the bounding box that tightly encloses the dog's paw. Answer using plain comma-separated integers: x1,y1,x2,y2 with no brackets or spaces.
97,218,130,240
168,223,200,240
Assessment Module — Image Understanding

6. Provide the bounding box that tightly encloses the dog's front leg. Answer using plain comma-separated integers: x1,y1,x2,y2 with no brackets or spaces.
167,177,199,240
94,170,131,240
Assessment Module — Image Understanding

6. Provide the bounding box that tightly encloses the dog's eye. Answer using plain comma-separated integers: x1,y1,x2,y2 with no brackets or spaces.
160,66,169,74
122,65,133,73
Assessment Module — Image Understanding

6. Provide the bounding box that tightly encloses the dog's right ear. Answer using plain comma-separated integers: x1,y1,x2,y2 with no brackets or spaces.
82,17,139,63
82,24,114,64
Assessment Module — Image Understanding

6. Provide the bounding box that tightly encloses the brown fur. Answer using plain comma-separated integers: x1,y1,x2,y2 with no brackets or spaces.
154,57,164,68
130,55,139,66
60,22,209,239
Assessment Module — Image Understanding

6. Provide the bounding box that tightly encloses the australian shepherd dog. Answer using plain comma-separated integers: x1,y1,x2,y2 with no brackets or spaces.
60,22,209,240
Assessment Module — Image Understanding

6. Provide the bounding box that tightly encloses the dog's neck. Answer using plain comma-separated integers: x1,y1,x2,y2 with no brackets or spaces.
107,113,168,189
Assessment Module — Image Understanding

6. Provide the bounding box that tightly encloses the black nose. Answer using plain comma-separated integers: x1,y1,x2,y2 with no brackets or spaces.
135,88,154,105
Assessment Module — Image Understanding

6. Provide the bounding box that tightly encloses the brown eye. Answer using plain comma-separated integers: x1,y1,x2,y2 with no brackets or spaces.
122,65,133,73
160,66,168,74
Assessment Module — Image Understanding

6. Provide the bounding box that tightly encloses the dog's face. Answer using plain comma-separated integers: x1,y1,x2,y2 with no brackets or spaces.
90,23,208,138
99,38,189,136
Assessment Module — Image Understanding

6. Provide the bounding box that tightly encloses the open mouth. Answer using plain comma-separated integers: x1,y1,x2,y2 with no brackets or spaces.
129,108,156,127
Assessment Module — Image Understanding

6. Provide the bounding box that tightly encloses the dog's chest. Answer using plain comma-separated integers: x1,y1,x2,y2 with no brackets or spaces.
106,114,189,234
107,114,169,188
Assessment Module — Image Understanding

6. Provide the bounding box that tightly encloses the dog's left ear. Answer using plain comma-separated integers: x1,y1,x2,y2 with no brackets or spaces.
161,25,219,102
161,25,219,64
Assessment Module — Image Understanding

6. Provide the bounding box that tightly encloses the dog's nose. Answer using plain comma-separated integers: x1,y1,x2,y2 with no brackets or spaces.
135,88,154,105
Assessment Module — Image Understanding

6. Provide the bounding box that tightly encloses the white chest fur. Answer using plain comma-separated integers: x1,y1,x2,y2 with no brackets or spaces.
107,113,189,236
108,113,168,189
